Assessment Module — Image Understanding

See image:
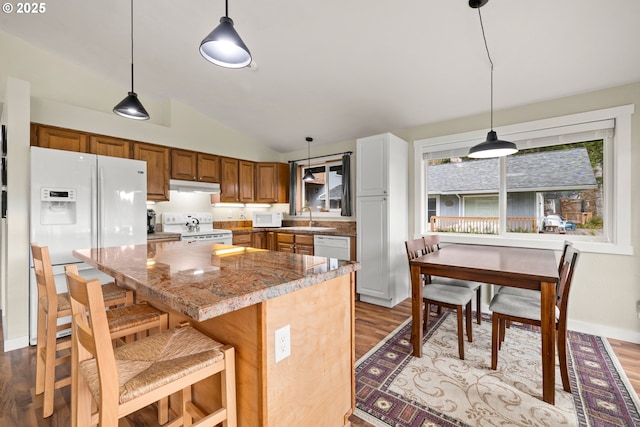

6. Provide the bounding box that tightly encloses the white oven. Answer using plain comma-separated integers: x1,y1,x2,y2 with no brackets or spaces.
162,212,232,244
252,211,282,228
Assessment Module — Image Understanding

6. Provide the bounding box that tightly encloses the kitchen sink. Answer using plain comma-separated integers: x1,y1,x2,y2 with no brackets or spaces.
279,226,336,232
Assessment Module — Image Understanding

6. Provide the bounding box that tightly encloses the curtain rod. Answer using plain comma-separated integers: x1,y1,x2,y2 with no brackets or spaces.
288,151,353,164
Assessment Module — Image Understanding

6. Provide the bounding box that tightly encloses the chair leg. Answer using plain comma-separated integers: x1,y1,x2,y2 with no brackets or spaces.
42,313,58,418
499,317,506,348
456,305,465,360
557,329,571,392
424,303,430,331
476,288,482,325
35,307,47,395
491,314,500,370
222,346,237,427
466,301,473,342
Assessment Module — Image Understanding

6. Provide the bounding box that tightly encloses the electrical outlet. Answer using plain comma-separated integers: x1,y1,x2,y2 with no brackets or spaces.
275,324,291,363
227,209,233,218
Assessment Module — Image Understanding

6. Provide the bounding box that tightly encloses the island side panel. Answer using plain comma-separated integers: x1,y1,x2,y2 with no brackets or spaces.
265,274,355,427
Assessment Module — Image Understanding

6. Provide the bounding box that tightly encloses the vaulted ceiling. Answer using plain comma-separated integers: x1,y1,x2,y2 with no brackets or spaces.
2,0,639,152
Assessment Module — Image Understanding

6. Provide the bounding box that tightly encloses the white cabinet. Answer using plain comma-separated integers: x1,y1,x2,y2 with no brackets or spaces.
356,133,408,307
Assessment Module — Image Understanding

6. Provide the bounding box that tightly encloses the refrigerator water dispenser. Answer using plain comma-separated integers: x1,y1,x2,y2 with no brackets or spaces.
40,187,77,225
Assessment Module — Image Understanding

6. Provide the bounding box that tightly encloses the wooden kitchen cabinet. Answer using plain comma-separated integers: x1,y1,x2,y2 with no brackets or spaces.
252,231,267,249
276,233,313,255
89,135,131,158
220,157,255,202
232,232,252,247
133,142,170,201
31,124,89,152
171,149,220,183
255,162,289,203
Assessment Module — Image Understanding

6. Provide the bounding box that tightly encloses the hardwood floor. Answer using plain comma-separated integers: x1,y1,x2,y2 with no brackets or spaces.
1,299,638,426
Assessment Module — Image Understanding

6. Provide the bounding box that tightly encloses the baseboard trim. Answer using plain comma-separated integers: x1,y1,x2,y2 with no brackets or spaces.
4,335,30,352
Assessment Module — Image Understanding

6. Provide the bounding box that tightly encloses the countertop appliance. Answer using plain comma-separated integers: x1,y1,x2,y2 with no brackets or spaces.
29,146,147,344
147,209,156,233
252,211,282,228
313,235,351,260
162,212,232,244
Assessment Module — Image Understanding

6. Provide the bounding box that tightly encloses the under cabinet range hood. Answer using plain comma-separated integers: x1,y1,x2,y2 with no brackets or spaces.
169,179,221,194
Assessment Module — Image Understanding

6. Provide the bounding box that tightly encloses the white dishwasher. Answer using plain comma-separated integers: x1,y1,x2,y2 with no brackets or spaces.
313,235,351,260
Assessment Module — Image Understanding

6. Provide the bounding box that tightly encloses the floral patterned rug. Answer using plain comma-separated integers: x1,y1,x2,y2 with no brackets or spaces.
355,311,640,426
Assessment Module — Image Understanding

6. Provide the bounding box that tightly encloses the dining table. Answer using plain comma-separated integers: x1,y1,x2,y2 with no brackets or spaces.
409,243,559,404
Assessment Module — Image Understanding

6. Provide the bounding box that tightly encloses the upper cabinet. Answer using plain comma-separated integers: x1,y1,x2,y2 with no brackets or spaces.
171,149,221,183
255,162,289,203
133,142,170,201
89,135,132,158
220,158,255,202
31,124,89,153
356,134,390,197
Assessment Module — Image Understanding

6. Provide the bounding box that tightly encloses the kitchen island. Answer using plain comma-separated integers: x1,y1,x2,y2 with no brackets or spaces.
73,241,360,427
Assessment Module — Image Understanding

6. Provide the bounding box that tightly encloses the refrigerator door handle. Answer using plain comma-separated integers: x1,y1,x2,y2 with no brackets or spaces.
92,162,99,248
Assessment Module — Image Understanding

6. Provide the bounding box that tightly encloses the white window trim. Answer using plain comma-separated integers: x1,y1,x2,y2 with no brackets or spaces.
413,104,634,255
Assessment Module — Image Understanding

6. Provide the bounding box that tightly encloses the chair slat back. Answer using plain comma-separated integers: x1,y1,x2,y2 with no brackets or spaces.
65,269,119,405
556,245,579,324
405,238,427,262
31,243,59,314
423,235,442,254
558,240,573,275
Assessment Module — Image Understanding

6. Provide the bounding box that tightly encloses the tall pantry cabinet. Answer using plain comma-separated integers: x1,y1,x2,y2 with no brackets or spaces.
356,133,409,307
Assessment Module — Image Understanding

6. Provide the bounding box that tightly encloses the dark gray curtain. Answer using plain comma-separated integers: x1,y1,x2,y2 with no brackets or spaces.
341,154,352,216
289,162,297,215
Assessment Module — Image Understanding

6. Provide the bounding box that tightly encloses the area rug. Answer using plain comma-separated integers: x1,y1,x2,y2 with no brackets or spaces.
355,311,640,427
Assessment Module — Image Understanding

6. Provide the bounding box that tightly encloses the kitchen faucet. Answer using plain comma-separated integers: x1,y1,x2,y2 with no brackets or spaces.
302,206,313,227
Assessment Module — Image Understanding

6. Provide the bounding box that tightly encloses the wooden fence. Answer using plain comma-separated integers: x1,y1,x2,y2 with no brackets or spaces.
429,216,537,234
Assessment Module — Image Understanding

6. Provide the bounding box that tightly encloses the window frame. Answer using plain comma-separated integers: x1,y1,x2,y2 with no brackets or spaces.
297,158,344,216
413,104,634,255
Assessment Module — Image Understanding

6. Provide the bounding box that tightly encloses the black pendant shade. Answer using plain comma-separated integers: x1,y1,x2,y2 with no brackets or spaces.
200,1,251,69
113,91,150,120
303,137,315,182
467,0,517,159
468,130,518,158
113,0,149,120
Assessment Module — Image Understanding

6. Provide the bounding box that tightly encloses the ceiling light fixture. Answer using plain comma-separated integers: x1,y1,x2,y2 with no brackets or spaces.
302,137,315,182
468,0,518,159
113,0,150,120
199,0,252,69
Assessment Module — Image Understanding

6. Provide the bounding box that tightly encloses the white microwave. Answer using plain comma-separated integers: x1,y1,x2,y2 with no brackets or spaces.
252,211,282,228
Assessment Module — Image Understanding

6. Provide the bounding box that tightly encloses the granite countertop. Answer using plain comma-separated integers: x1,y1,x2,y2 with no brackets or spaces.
73,241,360,322
227,227,356,237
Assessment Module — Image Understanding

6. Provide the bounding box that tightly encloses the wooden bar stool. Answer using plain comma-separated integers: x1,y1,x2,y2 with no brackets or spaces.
31,243,167,419
66,269,237,427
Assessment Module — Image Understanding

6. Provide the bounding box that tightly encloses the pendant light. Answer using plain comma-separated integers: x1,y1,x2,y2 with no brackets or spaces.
468,0,517,159
302,137,315,182
199,0,252,69
113,0,150,120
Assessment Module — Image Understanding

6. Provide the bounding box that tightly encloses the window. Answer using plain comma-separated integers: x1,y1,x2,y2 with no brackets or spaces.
298,160,343,213
413,105,634,254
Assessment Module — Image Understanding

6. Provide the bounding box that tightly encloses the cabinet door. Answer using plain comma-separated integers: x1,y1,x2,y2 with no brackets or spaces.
356,134,388,196
220,157,239,202
232,233,252,247
356,195,389,299
89,135,131,158
255,162,289,203
133,142,170,201
197,153,220,183
171,149,197,180
238,160,255,203
32,124,89,153
251,231,267,249
276,233,294,252
295,234,314,255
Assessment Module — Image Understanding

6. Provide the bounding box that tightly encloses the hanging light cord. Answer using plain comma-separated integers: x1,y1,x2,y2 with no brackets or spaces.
225,0,229,17
478,8,494,130
129,0,134,93
307,140,311,168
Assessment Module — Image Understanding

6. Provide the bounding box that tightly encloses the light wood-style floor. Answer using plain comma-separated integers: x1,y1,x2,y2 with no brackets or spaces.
1,300,639,426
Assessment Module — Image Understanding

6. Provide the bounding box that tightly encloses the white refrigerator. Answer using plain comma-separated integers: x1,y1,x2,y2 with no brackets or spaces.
29,146,147,344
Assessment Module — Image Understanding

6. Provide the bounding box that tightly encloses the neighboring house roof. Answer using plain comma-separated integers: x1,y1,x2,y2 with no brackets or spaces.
317,184,342,200
428,148,598,194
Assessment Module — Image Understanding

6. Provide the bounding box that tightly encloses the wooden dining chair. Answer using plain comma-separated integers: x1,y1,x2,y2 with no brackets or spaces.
423,235,483,324
497,240,573,299
405,238,475,360
489,245,580,392
66,269,237,427
32,243,133,418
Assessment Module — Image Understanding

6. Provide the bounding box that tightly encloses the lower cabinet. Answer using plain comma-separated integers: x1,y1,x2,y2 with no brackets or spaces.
276,233,314,255
232,233,252,247
252,231,267,249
